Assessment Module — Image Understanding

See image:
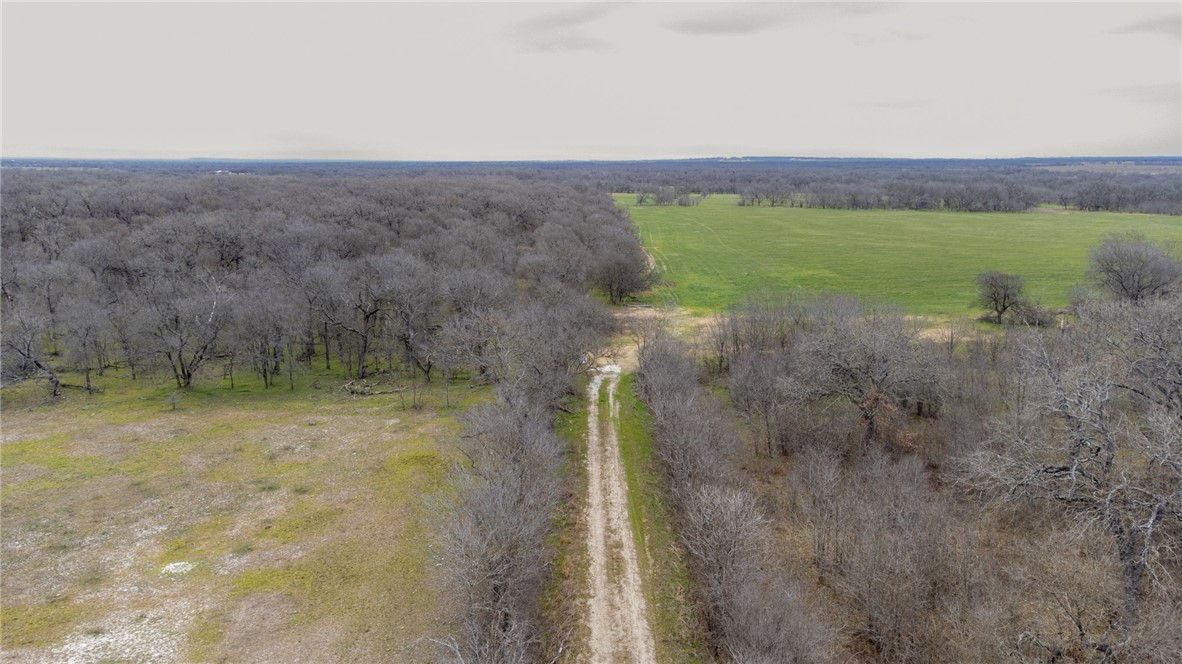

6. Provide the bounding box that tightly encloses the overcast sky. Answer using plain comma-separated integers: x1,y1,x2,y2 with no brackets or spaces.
3,2,1180,160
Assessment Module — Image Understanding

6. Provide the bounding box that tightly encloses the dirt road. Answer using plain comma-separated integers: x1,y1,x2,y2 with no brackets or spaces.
584,365,656,663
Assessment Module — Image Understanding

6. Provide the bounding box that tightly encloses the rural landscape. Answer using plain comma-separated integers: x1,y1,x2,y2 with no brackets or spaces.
2,158,1180,663
3,2,1181,663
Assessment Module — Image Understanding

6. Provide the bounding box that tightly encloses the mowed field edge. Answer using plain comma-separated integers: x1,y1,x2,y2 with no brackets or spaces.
615,194,1182,315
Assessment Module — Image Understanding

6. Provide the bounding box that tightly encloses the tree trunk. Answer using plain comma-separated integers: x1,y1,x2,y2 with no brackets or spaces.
357,334,370,379
324,321,332,371
288,341,296,390
1109,509,1145,631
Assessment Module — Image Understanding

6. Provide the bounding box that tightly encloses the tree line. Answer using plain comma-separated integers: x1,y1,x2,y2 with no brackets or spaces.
7,157,1178,215
615,161,1182,214
635,324,834,661
0,169,653,394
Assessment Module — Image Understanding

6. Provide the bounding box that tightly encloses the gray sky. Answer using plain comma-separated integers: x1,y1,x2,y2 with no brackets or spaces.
3,2,1180,160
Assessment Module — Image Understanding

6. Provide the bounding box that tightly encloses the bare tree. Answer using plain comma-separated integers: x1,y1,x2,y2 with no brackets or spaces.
148,289,227,389
963,329,1182,643
436,400,566,663
1089,234,1181,303
975,271,1026,324
1,297,60,395
1084,297,1182,416
590,226,656,305
384,251,442,381
636,326,834,662
729,349,792,457
793,299,939,449
305,257,392,379
60,290,107,393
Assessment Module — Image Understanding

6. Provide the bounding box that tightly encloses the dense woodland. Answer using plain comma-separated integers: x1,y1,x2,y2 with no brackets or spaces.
0,169,651,390
636,266,1181,661
2,162,1180,662
0,167,652,661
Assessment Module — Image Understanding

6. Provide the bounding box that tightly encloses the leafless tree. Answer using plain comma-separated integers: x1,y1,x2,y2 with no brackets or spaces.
436,398,567,663
963,326,1182,644
384,251,442,381
730,349,792,456
793,299,940,450
1083,297,1182,416
636,326,835,662
1,297,59,394
1089,234,1181,303
680,484,828,662
590,226,656,305
59,291,107,393
976,270,1026,324
305,256,393,379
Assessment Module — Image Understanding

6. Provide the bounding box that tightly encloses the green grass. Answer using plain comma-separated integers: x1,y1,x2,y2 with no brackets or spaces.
613,376,649,561
0,596,92,649
616,194,1182,314
614,374,709,662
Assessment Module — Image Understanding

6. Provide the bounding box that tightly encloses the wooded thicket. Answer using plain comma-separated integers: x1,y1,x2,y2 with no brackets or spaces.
636,272,1181,661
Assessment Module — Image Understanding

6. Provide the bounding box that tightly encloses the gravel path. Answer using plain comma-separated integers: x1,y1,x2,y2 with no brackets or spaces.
584,365,656,664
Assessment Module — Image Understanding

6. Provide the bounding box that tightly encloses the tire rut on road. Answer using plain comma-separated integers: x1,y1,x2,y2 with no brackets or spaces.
584,365,656,664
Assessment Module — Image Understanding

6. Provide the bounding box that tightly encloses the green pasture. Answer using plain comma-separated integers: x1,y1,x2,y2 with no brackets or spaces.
616,194,1182,315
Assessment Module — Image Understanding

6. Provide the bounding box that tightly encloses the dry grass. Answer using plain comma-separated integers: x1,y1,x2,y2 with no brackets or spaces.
1,367,488,662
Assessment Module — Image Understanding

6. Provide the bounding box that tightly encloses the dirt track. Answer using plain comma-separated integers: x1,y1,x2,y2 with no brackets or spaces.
584,366,656,663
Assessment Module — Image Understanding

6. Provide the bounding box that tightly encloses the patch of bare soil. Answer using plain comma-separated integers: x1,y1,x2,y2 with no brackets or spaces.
583,366,656,664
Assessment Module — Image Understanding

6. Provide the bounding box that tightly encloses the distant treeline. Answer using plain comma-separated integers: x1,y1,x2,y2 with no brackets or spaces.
615,164,1182,214
6,156,1180,214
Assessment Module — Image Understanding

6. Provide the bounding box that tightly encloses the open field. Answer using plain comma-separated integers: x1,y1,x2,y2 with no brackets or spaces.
616,194,1182,314
0,369,487,662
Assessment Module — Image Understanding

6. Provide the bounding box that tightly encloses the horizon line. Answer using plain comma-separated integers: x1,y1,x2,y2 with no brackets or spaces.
4,154,1182,164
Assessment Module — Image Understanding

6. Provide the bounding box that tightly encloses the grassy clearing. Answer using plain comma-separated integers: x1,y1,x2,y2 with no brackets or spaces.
614,374,709,662
1,365,488,662
616,194,1182,314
